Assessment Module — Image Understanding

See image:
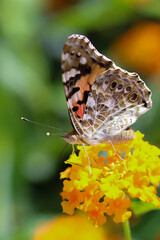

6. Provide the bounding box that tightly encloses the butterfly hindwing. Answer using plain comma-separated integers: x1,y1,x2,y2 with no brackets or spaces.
81,68,152,140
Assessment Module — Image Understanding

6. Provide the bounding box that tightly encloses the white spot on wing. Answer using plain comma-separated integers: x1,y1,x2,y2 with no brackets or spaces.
62,53,69,61
67,91,81,108
62,73,67,83
72,92,78,102
67,98,73,108
70,68,77,77
80,57,87,65
77,51,81,57
64,85,69,95
65,71,70,82
63,69,81,83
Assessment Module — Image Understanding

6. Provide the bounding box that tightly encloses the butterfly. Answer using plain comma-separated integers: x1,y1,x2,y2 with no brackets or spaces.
61,34,152,147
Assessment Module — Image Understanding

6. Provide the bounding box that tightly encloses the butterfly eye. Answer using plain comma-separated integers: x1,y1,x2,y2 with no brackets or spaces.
126,86,132,92
110,81,117,90
129,92,138,102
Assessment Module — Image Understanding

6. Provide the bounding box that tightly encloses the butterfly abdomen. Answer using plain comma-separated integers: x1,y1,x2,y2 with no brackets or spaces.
113,128,135,144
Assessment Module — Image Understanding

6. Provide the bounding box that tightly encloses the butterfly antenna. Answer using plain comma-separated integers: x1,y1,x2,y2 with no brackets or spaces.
21,117,67,134
46,132,63,136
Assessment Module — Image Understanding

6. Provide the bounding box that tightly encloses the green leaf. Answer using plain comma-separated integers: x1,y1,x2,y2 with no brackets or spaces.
131,199,160,216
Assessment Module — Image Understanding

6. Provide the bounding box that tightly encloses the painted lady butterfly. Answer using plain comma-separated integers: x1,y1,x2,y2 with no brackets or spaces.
61,34,152,146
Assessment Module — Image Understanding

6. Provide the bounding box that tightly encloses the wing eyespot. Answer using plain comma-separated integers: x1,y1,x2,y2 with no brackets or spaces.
129,92,138,102
126,86,132,92
117,83,123,90
110,80,117,90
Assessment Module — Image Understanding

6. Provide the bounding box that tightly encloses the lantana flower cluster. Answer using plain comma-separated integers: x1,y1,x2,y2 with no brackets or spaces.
60,131,160,227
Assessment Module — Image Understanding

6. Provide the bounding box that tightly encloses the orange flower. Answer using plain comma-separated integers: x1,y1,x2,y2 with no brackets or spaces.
33,214,106,240
111,21,160,76
60,131,160,227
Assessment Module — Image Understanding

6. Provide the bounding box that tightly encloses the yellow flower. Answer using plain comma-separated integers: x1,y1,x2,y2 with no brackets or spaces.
60,131,160,227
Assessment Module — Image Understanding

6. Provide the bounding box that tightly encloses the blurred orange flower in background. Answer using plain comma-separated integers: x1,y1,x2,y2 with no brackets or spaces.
111,21,160,76
60,131,160,227
33,214,125,240
33,214,106,240
46,0,78,12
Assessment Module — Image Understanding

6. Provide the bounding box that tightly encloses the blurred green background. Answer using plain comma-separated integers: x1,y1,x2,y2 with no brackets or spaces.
0,0,160,239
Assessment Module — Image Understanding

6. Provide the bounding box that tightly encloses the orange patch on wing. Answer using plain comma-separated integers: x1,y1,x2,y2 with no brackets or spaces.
76,75,90,92
73,66,106,119
76,104,85,119
88,64,106,85
73,75,90,119
76,65,106,94
73,103,85,119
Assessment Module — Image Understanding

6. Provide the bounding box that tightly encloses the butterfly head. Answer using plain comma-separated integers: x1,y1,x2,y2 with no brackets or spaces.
61,129,84,145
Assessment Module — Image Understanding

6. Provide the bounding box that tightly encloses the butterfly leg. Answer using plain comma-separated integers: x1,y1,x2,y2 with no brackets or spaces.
82,145,92,175
108,140,123,161
72,144,75,154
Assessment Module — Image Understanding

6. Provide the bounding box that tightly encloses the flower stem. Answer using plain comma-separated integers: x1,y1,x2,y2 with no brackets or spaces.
122,220,132,240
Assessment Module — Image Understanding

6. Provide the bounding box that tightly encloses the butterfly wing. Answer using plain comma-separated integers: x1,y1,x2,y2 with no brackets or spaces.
61,34,115,134
81,68,152,141
61,34,152,144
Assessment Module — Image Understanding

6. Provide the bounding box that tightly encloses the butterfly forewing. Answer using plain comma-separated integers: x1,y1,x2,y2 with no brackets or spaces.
61,34,115,132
